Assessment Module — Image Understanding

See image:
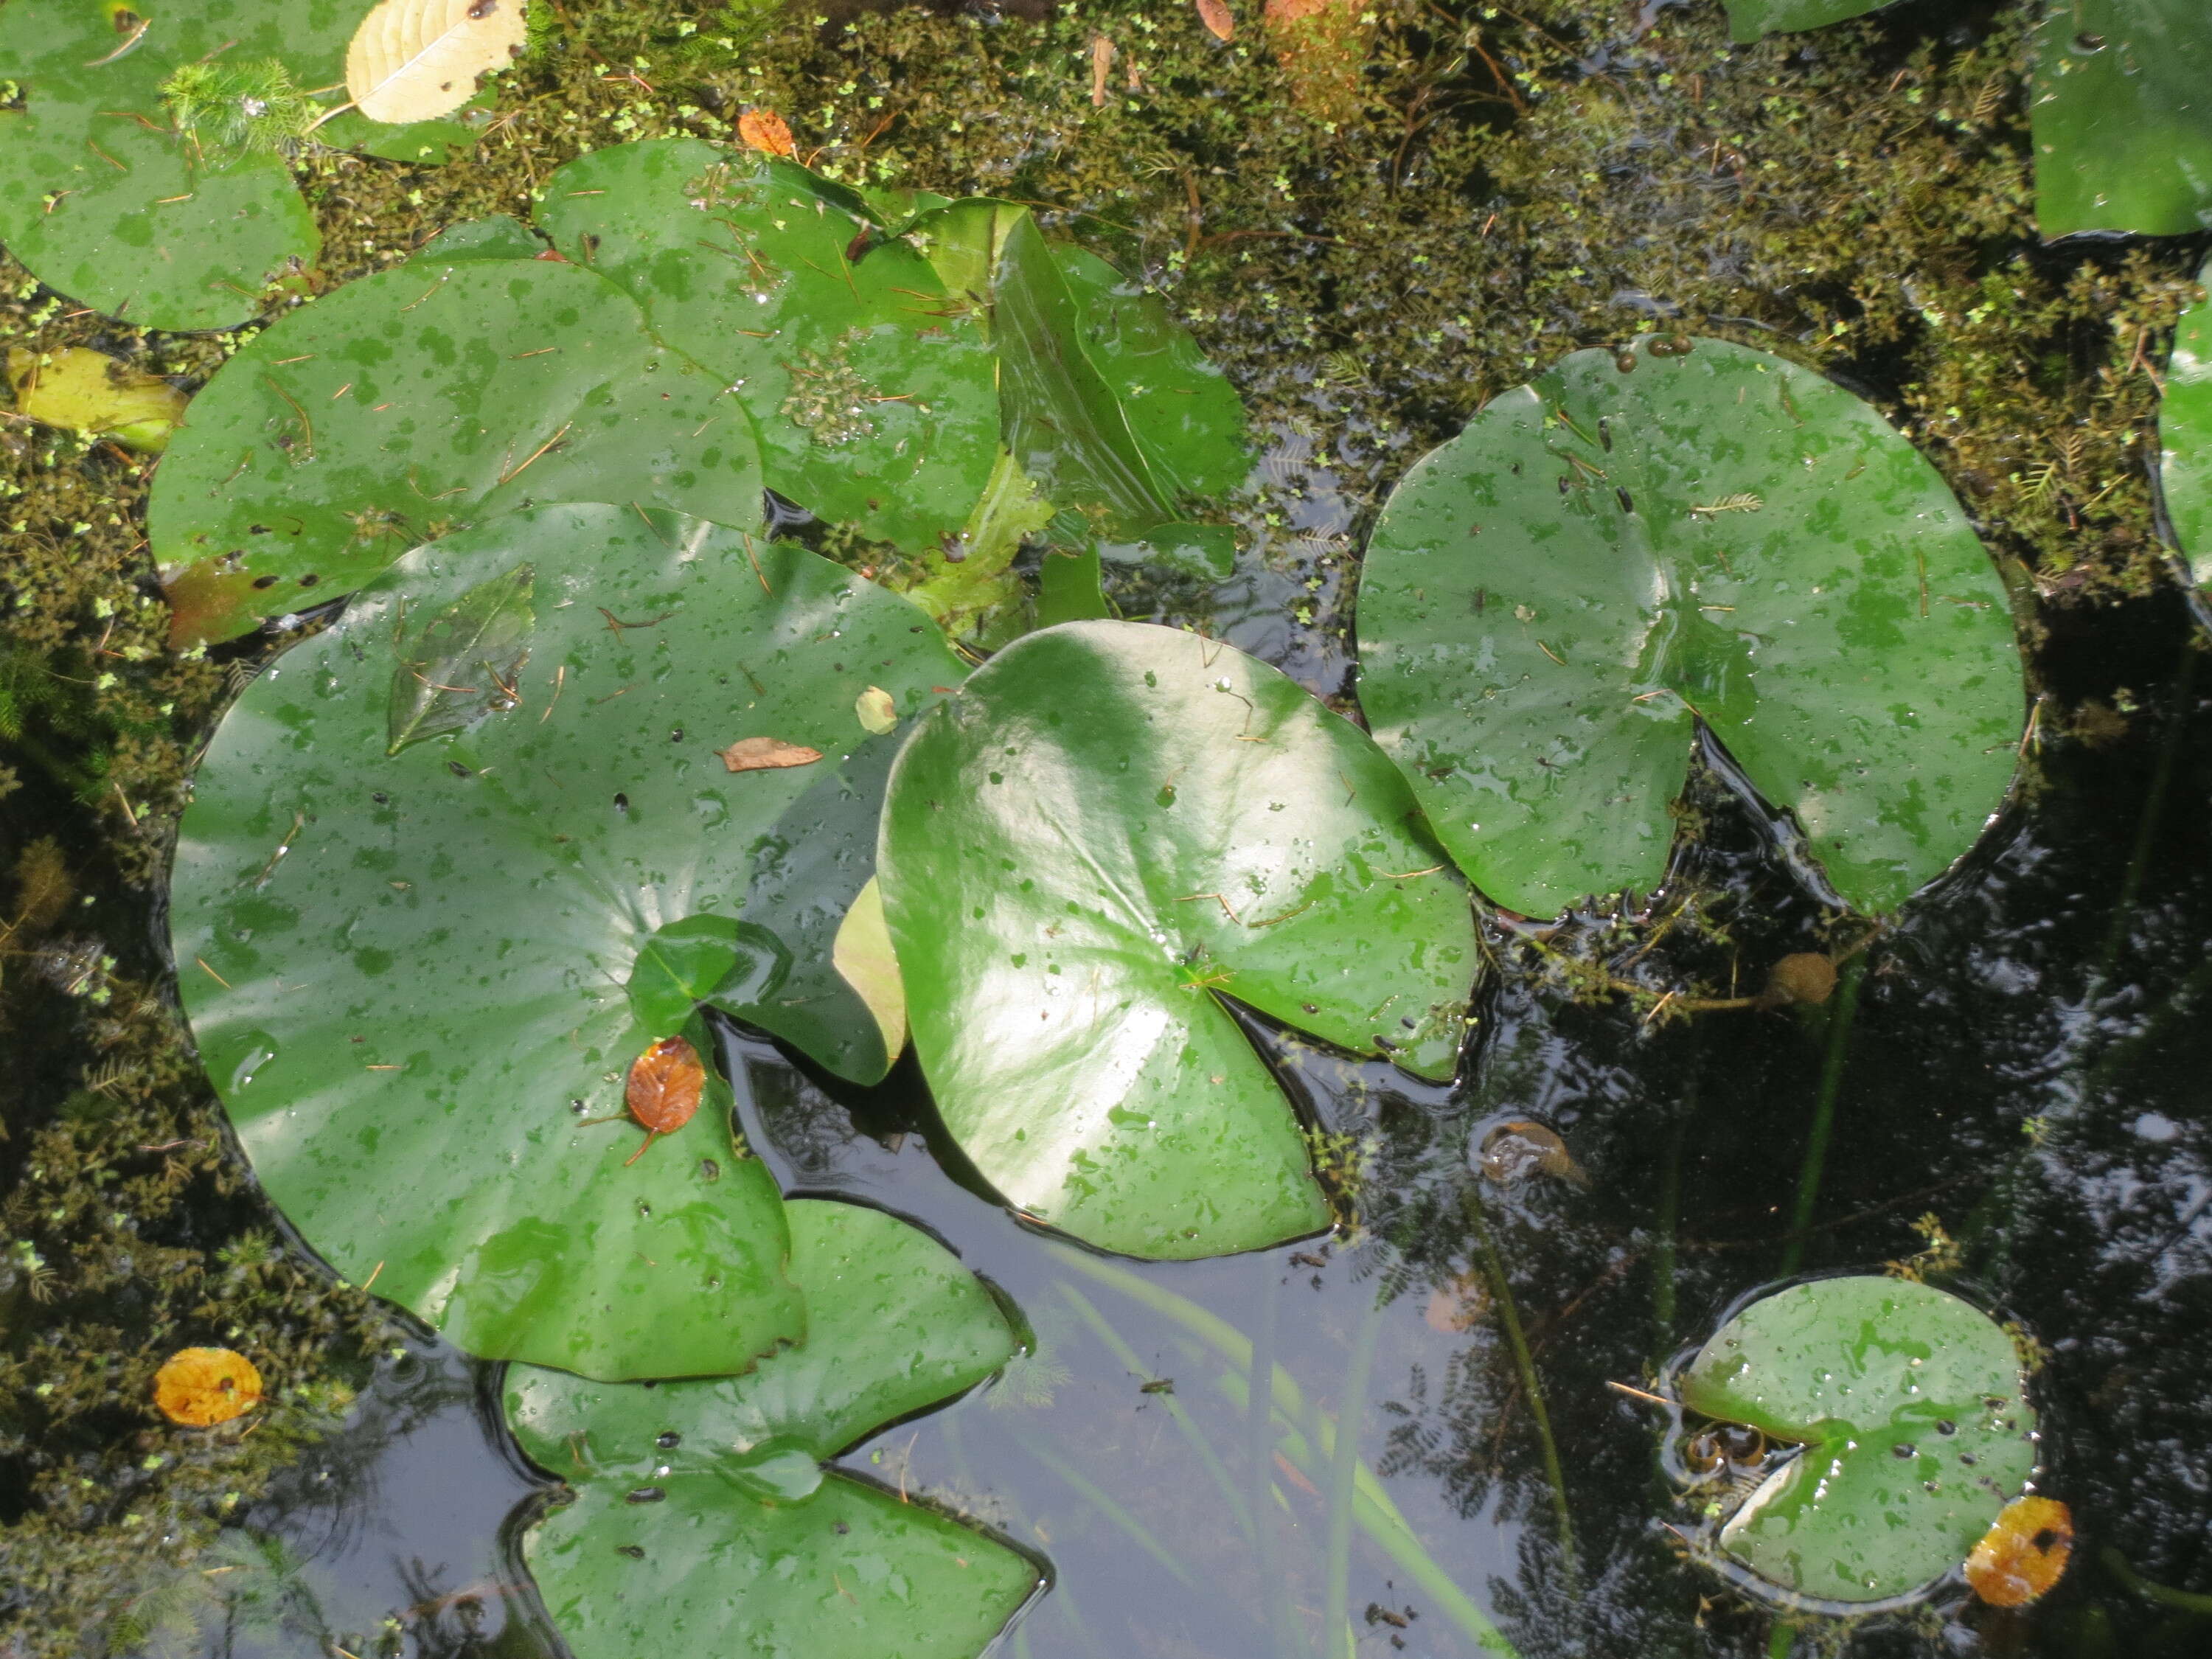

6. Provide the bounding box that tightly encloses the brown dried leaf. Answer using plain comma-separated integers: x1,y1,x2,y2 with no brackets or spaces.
718,737,824,773
738,108,796,158
154,1347,263,1427
1966,1495,2073,1607
1091,34,1116,107
625,1036,706,1135
1478,1120,1589,1189
1196,0,1235,41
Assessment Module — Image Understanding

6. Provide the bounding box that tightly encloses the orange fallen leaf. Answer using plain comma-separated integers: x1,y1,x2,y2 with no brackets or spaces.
739,108,796,158
154,1347,263,1427
1090,34,1115,108
719,736,824,773
1966,1495,2073,1607
622,1035,706,1165
1195,0,1234,39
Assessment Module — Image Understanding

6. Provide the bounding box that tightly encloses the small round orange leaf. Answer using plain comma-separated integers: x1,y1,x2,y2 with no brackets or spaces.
1965,1495,2073,1607
738,108,796,159
626,1036,706,1135
153,1347,263,1427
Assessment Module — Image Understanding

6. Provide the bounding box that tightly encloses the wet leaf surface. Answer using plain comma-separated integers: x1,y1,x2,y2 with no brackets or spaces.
878,619,1480,1258
153,1347,264,1427
149,257,762,645
2031,0,2212,237
1357,335,2022,918
2158,257,2212,586
384,560,534,757
1677,1276,2038,1604
345,0,526,124
504,1199,1034,1659
168,504,963,1376
0,0,472,331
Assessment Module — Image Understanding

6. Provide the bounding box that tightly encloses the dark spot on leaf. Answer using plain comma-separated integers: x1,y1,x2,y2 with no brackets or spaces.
613,793,629,813
447,760,472,777
655,1431,681,1449
616,1544,644,1559
298,573,319,587
625,1486,665,1503
251,574,278,590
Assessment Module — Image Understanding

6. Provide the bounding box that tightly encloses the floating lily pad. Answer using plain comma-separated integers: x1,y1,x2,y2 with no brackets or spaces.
1678,1276,2039,1605
169,504,964,1376
1356,335,2021,919
877,619,1478,1259
1721,0,1885,41
2031,0,2212,238
2159,260,2212,586
532,139,999,560
0,0,472,333
506,1198,1035,1659
148,257,762,645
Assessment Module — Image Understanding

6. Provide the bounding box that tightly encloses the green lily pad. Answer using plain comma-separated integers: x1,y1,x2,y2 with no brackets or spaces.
506,1197,1035,1659
0,0,475,333
2159,259,2212,586
2031,0,2212,238
409,212,548,264
1678,1276,2039,1605
147,257,762,645
532,139,1000,560
877,619,1479,1259
1720,0,1885,41
1355,335,2022,919
168,504,964,1376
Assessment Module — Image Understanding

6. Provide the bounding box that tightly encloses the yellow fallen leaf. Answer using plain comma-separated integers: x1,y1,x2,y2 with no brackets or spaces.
719,736,824,773
856,686,899,735
153,1347,262,1427
832,876,906,1060
7,347,186,452
1966,1495,2073,1607
345,0,528,125
738,108,796,158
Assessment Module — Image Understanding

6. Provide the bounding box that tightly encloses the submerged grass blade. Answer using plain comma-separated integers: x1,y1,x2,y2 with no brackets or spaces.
1466,1190,1579,1587
1779,959,1865,1276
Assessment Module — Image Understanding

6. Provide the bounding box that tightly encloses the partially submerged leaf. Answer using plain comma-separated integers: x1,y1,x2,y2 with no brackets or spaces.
154,1348,262,1427
346,0,527,125
1966,1496,2073,1608
169,504,964,1376
505,1199,1034,1659
718,737,824,773
831,877,905,1061
1357,335,2022,917
385,560,533,756
1677,1276,2039,1604
6,347,187,452
880,620,1480,1258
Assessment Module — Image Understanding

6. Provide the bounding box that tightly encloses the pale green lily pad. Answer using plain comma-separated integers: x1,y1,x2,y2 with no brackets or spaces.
1356,335,2022,919
506,1198,1035,1659
877,619,1479,1259
2031,0,2212,238
148,257,762,645
1678,1276,2039,1605
0,0,477,333
168,504,964,1377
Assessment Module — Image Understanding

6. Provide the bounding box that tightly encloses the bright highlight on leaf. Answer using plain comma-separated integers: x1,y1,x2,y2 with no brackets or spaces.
345,0,527,124
1966,1495,2073,1608
154,1347,262,1427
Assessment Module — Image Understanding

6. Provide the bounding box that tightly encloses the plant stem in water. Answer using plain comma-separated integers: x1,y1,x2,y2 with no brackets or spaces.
1011,1427,1201,1591
1466,1189,1579,1587
1778,959,1863,1278
1322,1286,1388,1658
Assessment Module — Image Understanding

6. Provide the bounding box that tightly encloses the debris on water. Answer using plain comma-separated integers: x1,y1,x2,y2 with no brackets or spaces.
1476,1119,1590,1189
718,736,824,772
856,686,898,734
154,1347,263,1427
1966,1495,2073,1607
737,108,795,157
1759,952,1837,1008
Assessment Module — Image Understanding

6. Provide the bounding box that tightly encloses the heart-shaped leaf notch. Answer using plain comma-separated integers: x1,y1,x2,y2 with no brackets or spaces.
1674,1276,2040,1607
169,503,963,1379
877,619,1480,1259
1356,335,2023,919
504,1199,1039,1659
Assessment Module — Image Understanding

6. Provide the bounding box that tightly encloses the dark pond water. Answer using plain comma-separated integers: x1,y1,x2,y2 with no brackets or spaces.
108,577,2212,1659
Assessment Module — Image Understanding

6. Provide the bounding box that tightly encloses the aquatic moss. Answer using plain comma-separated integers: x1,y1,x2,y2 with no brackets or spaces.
1,0,2201,1645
